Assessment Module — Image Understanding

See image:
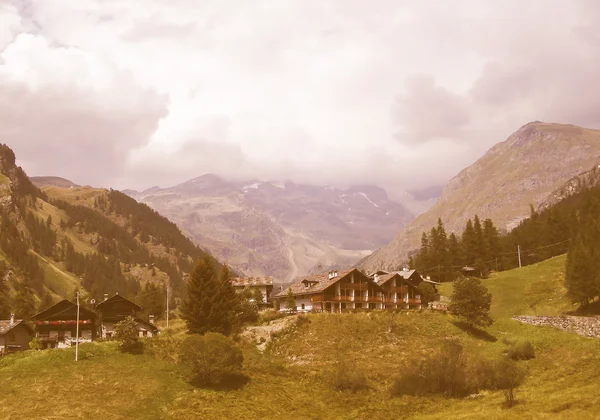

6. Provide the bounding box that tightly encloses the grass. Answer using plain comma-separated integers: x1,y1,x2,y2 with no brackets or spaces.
1,255,600,419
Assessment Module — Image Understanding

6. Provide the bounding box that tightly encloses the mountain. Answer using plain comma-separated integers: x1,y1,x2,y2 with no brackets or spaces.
31,176,80,188
127,176,414,281
0,144,221,319
361,121,600,271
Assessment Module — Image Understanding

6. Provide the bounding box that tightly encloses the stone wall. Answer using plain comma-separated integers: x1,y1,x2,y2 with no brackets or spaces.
512,315,600,338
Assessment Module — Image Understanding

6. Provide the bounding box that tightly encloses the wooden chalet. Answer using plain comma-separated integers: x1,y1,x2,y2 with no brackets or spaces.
0,314,34,356
230,276,274,307
31,300,97,349
372,269,439,309
95,294,159,338
274,269,385,312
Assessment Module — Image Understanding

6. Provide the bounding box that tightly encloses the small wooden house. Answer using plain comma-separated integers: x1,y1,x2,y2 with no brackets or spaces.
31,300,97,349
0,314,34,356
95,294,159,338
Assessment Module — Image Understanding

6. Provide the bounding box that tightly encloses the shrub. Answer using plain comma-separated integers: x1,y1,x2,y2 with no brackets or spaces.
390,340,476,398
179,332,245,388
492,358,527,407
29,337,43,350
258,309,288,324
333,362,368,392
146,329,181,363
114,316,143,354
418,283,437,306
507,341,535,360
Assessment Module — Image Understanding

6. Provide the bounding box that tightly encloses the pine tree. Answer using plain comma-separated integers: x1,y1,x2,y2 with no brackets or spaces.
180,257,237,335
285,288,297,312
565,236,594,305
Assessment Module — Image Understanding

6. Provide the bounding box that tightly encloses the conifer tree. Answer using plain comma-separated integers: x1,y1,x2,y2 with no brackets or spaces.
180,257,237,335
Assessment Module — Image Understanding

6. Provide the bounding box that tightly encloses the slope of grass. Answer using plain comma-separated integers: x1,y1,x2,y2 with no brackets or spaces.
1,255,599,419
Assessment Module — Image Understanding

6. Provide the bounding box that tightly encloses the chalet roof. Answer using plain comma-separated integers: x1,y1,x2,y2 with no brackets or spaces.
0,319,32,335
31,299,96,321
274,269,374,298
96,294,142,312
374,269,418,286
231,276,274,287
134,318,159,334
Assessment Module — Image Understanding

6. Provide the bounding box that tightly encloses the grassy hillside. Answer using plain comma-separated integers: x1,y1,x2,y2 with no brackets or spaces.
1,255,599,419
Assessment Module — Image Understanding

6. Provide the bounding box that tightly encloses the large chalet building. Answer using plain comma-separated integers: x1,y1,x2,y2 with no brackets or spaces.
274,268,438,312
274,269,385,312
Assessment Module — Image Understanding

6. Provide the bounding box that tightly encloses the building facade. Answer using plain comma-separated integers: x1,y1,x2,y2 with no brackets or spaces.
0,314,34,355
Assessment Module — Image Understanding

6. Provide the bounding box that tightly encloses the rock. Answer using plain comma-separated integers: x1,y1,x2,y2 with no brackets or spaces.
512,315,600,338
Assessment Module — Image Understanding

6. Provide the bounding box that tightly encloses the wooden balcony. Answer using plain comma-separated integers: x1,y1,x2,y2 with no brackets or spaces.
394,286,409,294
339,283,367,291
407,298,421,305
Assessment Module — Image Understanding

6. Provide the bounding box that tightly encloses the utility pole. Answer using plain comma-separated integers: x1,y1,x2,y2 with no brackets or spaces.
517,245,522,268
75,291,80,362
166,286,169,329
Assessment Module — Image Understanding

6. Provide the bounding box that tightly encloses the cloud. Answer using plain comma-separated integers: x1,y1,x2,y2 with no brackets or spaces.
393,75,470,144
2,0,600,197
0,33,168,187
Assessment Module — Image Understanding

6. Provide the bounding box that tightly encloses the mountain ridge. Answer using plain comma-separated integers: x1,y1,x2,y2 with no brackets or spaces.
127,176,415,281
361,121,600,272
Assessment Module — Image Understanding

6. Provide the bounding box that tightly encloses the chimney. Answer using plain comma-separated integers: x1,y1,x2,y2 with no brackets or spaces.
149,314,155,325
334,270,338,277
104,293,109,301
10,313,14,326
374,274,379,283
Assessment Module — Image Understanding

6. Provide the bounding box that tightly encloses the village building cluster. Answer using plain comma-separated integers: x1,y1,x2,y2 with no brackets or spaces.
0,293,158,356
1,268,437,356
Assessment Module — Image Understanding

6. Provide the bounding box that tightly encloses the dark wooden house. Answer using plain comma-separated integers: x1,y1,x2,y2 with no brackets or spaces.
0,314,34,355
373,269,440,309
95,294,159,338
31,300,97,349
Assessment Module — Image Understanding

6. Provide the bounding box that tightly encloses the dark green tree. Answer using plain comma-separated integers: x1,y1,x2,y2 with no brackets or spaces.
448,277,493,327
180,257,237,335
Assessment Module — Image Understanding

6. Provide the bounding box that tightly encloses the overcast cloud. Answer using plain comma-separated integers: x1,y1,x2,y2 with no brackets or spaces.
1,0,599,197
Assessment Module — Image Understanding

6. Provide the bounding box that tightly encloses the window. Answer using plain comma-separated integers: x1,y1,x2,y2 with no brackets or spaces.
301,303,305,310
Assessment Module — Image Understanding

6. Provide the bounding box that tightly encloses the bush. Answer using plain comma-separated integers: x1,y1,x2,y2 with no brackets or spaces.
390,340,476,398
29,337,43,350
258,309,288,324
507,341,535,360
491,358,527,407
179,332,245,388
114,316,143,354
146,329,181,363
333,362,368,392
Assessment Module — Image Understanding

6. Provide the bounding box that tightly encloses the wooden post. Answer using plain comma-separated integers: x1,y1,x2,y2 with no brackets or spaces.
75,291,80,362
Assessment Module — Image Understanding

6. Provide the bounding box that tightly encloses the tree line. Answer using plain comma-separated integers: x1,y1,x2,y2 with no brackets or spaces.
411,183,600,307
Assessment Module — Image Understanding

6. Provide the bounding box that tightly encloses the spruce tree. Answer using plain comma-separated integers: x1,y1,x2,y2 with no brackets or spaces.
180,257,237,335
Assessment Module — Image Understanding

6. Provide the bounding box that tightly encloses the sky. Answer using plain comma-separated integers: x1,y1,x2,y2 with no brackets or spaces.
1,0,600,198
